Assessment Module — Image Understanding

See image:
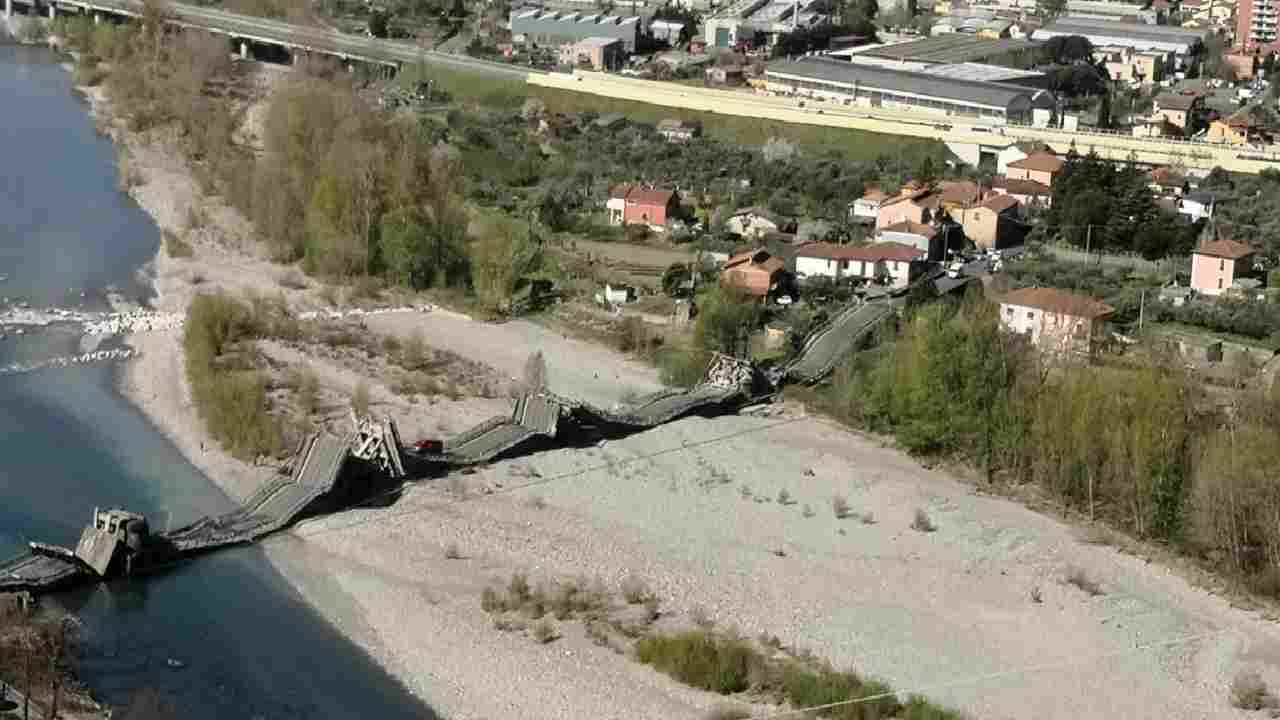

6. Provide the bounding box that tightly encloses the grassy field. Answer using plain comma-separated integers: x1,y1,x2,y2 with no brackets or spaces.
405,65,945,162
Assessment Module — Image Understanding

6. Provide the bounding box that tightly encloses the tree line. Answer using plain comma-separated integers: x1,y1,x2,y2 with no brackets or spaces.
55,5,548,314
1045,150,1201,259
814,294,1280,594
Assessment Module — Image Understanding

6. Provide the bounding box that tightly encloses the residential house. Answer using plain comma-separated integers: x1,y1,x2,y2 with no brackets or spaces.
1131,117,1183,138
876,220,943,260
850,242,926,288
963,194,1023,251
1148,166,1188,196
936,180,983,222
1093,45,1164,85
1178,191,1215,221
1207,110,1274,146
850,187,889,225
606,185,681,229
1151,93,1203,132
721,248,790,298
1005,152,1064,188
794,242,864,280
996,141,1050,174
793,241,924,287
558,36,625,70
726,207,794,238
999,287,1115,355
656,118,702,143
876,184,940,230
1191,238,1255,296
705,65,746,86
991,177,1052,208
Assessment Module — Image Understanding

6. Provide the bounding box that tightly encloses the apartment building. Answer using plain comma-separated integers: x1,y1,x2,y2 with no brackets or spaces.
1238,0,1279,50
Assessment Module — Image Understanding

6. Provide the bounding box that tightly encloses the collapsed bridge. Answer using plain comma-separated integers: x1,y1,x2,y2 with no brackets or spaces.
0,354,783,596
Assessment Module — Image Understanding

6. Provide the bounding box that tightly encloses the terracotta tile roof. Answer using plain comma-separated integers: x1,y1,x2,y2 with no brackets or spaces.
1007,152,1064,173
626,188,676,206
795,242,866,261
937,181,983,206
858,241,926,263
1195,239,1255,260
609,183,634,199
981,194,1020,213
1155,93,1201,111
1001,287,1115,319
879,220,938,239
1148,166,1185,185
860,187,889,202
993,177,1052,196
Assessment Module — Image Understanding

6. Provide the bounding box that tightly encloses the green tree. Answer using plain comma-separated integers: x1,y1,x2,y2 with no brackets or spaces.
694,286,761,359
469,214,540,313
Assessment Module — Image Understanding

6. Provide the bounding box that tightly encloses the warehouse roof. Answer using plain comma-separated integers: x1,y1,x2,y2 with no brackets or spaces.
766,57,1045,110
1034,18,1206,47
919,62,1047,84
852,34,1038,63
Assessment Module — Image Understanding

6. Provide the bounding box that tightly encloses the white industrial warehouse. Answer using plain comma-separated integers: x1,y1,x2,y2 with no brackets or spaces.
764,57,1057,125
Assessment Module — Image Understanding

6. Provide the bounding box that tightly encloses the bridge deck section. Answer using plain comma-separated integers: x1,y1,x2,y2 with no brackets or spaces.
786,301,895,383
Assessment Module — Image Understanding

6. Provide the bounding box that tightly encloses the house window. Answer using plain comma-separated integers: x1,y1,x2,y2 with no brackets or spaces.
1220,259,1225,271
1026,311,1034,320
1218,278,1223,289
1005,306,1013,315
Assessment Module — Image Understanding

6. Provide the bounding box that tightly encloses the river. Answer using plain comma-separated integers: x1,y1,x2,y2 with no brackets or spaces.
0,41,436,718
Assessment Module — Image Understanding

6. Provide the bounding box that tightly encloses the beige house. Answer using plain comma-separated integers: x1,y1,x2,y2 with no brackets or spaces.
963,194,1021,251
876,185,940,230
558,37,624,71
1005,152,1064,188
999,287,1115,355
1151,93,1203,132
1191,239,1256,296
1093,45,1164,85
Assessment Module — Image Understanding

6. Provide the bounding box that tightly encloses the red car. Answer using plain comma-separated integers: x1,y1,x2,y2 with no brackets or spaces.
414,439,444,453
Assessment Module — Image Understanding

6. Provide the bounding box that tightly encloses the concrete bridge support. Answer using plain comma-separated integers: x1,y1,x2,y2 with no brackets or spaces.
238,40,247,59
47,2,53,19
4,0,11,21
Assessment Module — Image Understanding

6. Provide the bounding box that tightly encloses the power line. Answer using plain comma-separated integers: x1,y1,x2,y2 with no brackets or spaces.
276,414,812,543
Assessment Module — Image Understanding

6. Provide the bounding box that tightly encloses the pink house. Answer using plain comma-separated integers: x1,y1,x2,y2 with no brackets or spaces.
1005,152,1064,188
875,186,939,230
1191,239,1255,296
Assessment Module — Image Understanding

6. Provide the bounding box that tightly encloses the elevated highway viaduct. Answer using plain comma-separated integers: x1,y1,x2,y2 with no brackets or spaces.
3,0,533,77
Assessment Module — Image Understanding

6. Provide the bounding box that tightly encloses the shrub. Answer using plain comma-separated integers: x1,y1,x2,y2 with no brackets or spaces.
621,575,652,605
444,542,462,560
351,381,370,417
291,367,320,417
183,293,283,460
802,504,815,518
531,619,560,644
1231,670,1269,710
911,509,936,533
634,631,755,694
508,573,532,605
832,495,851,520
1063,567,1105,597
643,595,661,623
481,587,505,613
860,512,877,525
777,489,793,506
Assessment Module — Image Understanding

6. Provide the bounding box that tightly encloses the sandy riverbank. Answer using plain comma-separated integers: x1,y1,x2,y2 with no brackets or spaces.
77,61,1280,720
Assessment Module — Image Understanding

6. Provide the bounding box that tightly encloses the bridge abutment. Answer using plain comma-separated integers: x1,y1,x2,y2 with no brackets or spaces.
238,40,247,59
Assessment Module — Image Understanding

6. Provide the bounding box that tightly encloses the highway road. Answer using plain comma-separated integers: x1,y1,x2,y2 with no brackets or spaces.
32,0,533,76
